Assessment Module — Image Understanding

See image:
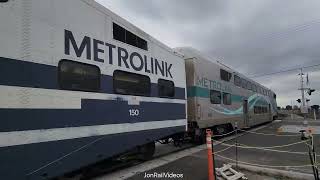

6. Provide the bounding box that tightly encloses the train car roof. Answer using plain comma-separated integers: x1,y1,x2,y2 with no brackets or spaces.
82,0,183,58
174,47,275,93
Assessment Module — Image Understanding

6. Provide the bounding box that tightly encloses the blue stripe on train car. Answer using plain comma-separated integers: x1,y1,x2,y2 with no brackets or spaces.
0,126,185,180
0,99,186,132
0,57,185,99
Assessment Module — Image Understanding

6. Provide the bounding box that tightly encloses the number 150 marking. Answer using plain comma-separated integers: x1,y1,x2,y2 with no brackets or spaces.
129,109,139,116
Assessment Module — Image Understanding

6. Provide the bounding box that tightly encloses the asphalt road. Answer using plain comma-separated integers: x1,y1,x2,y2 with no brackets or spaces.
127,119,320,180
213,119,320,174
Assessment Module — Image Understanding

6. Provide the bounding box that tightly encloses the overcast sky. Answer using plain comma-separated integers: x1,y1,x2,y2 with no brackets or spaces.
96,0,320,107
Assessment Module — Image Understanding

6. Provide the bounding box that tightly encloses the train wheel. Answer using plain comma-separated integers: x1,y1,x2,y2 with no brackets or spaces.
213,125,228,135
194,129,205,144
138,142,155,161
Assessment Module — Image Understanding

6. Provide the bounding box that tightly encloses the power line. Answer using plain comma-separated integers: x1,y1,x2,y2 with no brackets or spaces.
248,63,320,78
259,19,320,42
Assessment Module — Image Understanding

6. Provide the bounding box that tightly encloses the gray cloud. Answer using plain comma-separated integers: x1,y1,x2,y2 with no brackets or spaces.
97,0,320,107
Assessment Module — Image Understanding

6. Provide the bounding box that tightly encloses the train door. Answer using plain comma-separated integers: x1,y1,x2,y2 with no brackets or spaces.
268,103,272,121
243,99,249,127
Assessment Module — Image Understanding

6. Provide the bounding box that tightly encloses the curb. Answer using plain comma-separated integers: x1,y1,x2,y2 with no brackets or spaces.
230,163,315,180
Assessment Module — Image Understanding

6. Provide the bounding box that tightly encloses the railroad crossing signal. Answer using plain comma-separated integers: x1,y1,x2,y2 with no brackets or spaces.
307,89,315,95
297,99,301,103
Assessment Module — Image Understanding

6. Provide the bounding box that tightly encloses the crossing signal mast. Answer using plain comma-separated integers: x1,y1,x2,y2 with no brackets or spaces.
297,68,316,116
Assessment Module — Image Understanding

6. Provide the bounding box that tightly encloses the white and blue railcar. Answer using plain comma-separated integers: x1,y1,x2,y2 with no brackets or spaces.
0,0,187,179
176,47,278,139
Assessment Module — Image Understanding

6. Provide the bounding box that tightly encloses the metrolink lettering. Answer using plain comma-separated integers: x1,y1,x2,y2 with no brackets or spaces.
197,76,232,92
64,29,173,78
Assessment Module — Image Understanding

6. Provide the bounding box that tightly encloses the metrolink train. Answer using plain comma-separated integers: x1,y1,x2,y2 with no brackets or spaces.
0,0,277,179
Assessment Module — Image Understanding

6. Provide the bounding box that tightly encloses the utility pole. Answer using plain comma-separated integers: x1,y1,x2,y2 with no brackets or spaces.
291,100,294,120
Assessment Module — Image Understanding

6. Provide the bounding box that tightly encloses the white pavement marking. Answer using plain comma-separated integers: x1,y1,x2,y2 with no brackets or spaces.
280,125,320,134
232,163,314,180
94,125,269,180
0,119,187,147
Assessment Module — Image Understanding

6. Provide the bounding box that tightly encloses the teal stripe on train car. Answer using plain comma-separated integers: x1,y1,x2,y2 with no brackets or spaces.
187,86,209,98
187,86,244,102
231,94,243,102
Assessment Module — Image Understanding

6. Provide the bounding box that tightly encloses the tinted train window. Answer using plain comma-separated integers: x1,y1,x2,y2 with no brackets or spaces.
113,70,150,96
220,69,232,81
58,60,100,92
113,23,148,50
262,107,266,113
210,90,221,104
247,82,252,90
254,106,264,114
252,84,257,92
158,79,175,98
113,23,126,43
241,79,247,89
126,30,138,47
223,93,232,105
234,75,241,86
137,37,148,50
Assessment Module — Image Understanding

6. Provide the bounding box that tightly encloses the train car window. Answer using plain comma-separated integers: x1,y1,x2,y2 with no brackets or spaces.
113,70,151,96
58,60,100,92
234,75,241,86
113,23,126,43
210,90,221,104
137,37,148,50
126,30,138,47
220,69,232,81
241,79,247,89
223,93,232,105
113,23,148,50
259,87,263,94
247,82,252,90
158,79,175,98
252,84,257,92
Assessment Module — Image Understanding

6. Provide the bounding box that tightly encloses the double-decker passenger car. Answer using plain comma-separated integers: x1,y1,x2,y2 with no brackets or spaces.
176,47,277,140
0,0,187,179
